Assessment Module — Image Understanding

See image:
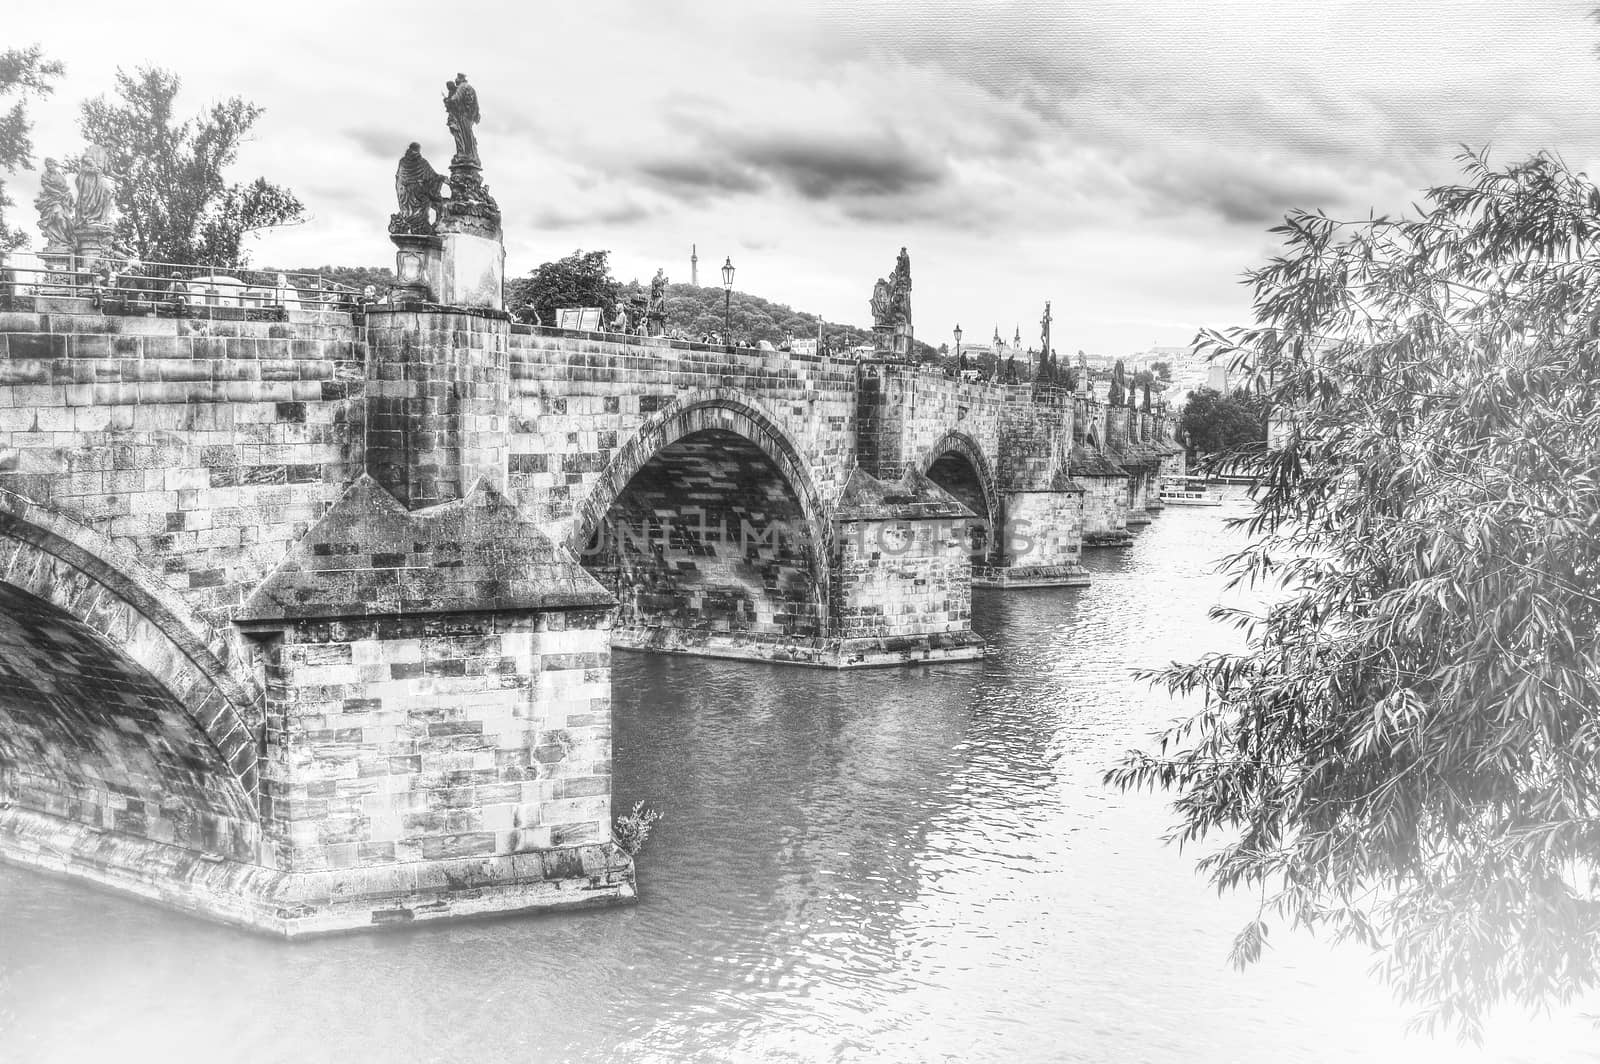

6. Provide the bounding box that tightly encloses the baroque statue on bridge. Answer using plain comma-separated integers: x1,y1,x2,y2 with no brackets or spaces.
391,142,446,235
889,246,912,357
647,268,669,336
869,277,891,325
72,146,117,231
868,247,914,358
34,158,75,252
444,73,480,168
437,72,499,230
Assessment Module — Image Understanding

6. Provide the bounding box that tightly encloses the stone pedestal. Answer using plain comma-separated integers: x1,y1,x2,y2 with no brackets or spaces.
73,224,113,269
436,223,504,310
892,321,913,361
390,232,441,303
388,175,505,312
31,244,77,295
873,324,893,359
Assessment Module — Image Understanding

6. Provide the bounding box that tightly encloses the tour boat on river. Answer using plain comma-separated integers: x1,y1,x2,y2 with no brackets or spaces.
1158,478,1224,507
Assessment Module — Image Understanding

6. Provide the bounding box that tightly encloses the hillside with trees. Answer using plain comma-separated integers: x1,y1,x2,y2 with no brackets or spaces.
504,248,938,356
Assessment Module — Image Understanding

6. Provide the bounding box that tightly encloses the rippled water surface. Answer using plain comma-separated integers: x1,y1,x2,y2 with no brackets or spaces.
2,497,1597,1062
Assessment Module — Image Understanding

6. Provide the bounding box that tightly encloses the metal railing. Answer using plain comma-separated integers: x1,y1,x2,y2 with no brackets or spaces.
0,251,363,315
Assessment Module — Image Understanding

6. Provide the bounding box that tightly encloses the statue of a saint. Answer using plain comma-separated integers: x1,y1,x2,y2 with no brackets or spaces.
647,268,668,335
887,246,912,329
870,277,891,326
72,146,117,230
392,142,445,233
34,158,75,250
444,74,481,167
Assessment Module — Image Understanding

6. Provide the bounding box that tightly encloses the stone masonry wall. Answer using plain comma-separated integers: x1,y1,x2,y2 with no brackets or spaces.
363,308,509,508
856,365,1017,482
831,515,974,647
1000,489,1084,572
255,608,613,873
1079,475,1131,545
504,329,857,547
0,307,363,627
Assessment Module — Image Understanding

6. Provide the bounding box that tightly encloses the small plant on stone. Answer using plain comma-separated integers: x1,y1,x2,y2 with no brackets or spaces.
613,801,662,857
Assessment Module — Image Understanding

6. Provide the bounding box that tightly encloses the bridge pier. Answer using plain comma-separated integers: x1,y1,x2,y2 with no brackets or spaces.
974,483,1091,588
229,476,632,934
829,468,986,664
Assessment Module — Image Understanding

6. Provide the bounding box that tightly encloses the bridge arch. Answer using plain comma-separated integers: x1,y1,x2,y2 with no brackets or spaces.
572,389,832,646
0,491,262,859
919,430,1001,565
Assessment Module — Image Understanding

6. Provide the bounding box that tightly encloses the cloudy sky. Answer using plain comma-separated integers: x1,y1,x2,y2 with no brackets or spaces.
10,1,1600,353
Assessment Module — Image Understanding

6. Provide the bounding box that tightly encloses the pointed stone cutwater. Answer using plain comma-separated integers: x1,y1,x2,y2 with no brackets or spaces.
232,477,629,935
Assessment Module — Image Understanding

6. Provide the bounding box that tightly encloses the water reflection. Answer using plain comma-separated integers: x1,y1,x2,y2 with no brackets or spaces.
1,497,1597,1063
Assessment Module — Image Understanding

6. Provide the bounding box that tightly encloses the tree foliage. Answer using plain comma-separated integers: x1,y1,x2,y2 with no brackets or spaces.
1108,358,1127,404
78,66,303,265
508,249,620,326
509,249,939,356
1108,150,1600,1039
1179,386,1266,458
0,45,62,251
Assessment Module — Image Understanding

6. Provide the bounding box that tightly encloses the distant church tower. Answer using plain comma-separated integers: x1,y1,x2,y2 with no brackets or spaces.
691,244,698,287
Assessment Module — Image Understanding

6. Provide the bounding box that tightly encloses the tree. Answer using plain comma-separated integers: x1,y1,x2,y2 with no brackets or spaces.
1151,359,1172,381
1108,150,1600,1039
0,46,62,251
1177,387,1264,458
78,66,303,265
508,249,620,326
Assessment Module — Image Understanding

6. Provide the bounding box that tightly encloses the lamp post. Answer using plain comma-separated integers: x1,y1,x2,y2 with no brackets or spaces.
954,323,963,377
721,256,735,342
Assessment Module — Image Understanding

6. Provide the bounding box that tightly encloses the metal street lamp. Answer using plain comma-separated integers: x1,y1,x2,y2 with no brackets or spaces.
954,322,963,375
721,257,735,341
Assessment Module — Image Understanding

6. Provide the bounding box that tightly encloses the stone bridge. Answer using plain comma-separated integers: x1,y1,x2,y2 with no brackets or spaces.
0,287,1178,935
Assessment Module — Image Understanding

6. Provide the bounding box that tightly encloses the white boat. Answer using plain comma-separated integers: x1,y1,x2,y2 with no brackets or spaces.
1158,480,1223,507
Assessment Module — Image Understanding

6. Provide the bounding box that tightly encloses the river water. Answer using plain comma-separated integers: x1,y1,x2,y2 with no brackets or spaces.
2,496,1597,1063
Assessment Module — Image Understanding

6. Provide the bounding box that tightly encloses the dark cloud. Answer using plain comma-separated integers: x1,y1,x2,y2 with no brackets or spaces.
730,135,944,200
525,201,652,230
1132,150,1352,226
636,158,768,201
624,107,948,212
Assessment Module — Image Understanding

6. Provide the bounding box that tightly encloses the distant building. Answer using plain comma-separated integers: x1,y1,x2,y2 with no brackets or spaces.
1205,363,1230,393
790,338,818,356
